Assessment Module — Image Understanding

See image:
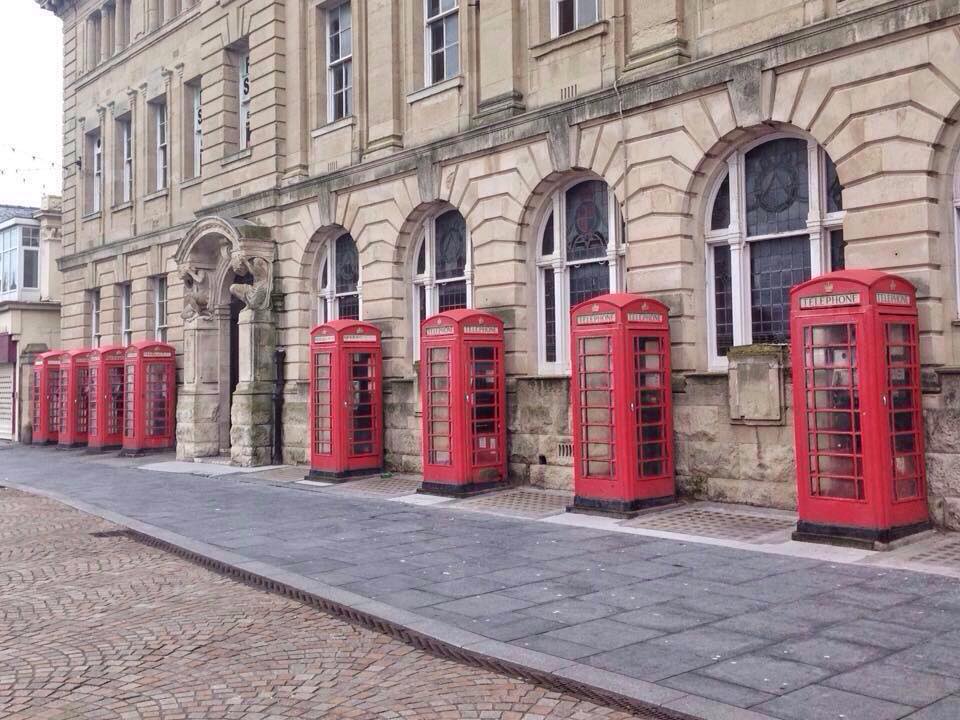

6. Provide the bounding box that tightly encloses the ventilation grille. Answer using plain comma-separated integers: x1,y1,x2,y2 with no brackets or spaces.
557,442,573,459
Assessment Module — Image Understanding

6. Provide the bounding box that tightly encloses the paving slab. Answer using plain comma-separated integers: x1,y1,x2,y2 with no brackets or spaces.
902,696,960,719
753,685,913,720
823,662,960,707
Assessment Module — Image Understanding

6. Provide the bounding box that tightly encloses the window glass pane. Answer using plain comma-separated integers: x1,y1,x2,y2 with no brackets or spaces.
431,48,445,84
434,210,466,279
565,180,609,261
445,39,459,78
427,0,440,17
713,244,734,356
416,240,426,275
23,249,38,289
825,154,843,214
830,229,845,271
750,235,811,344
745,138,809,237
335,234,359,294
711,174,730,231
338,294,360,321
576,0,597,26
437,279,467,311
557,0,574,34
543,270,556,363
541,212,554,256
569,261,609,308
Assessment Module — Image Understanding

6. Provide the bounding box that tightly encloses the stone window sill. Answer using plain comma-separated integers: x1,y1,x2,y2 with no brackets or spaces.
111,201,133,212
222,148,253,167
81,211,102,222
144,188,168,202
407,75,463,105
312,116,356,138
181,176,202,189
531,20,608,60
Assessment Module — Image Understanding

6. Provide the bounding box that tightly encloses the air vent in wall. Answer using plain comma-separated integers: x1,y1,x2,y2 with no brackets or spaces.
557,442,573,458
560,84,577,101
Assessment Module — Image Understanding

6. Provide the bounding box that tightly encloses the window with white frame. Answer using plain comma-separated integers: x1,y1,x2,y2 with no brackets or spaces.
89,289,102,347
0,227,19,293
536,179,624,373
317,233,360,322
153,100,168,191
189,81,202,178
0,223,41,296
424,0,459,86
118,116,133,204
22,226,39,290
120,282,132,345
154,276,168,341
327,2,352,122
239,52,252,149
552,0,599,37
705,135,845,368
412,209,470,357
89,131,103,213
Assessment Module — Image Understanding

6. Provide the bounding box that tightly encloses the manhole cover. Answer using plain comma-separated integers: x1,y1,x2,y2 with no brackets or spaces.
330,475,423,497
453,488,572,518
624,507,795,543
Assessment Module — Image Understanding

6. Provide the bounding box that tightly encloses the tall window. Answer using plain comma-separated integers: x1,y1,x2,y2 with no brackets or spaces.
706,135,845,368
552,0,598,37
22,226,39,290
153,100,168,190
239,53,251,149
120,283,132,345
317,233,360,322
92,133,103,212
187,81,202,178
412,209,470,357
425,0,459,86
117,116,133,204
327,2,353,122
154,276,168,341
536,179,623,373
0,228,18,293
89,289,102,347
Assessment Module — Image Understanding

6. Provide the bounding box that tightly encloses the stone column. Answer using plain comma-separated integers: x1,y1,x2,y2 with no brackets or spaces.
226,251,276,466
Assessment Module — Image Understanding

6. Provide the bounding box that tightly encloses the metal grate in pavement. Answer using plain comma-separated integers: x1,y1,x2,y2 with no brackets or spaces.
453,488,572,519
624,506,796,543
330,475,423,497
243,466,312,483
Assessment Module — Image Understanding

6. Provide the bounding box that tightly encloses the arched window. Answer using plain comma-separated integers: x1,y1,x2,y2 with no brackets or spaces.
412,209,471,357
706,135,845,368
317,232,360,322
536,179,624,373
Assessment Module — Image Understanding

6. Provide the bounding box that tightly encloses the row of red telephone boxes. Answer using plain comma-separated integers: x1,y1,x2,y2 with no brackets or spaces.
308,270,931,547
31,341,177,455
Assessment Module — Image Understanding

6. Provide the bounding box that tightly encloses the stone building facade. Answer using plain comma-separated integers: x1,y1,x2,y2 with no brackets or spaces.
37,0,960,527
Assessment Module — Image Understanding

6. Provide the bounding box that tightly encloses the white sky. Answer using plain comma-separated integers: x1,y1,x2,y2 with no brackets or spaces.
0,0,63,208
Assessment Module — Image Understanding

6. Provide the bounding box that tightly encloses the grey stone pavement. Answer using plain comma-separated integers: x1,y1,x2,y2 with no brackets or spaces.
5,444,960,720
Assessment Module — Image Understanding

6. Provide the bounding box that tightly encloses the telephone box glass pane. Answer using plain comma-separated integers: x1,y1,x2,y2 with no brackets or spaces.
145,363,168,438
427,347,452,465
469,345,501,466
108,366,124,436
77,367,91,434
349,352,376,457
634,336,666,478
123,365,135,438
313,352,332,455
49,370,62,434
803,324,863,500
32,370,40,428
578,336,614,478
886,322,922,500
88,369,98,437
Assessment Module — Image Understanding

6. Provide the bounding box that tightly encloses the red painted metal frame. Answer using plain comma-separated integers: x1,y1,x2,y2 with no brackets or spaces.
87,345,126,452
121,341,177,455
57,349,93,448
419,309,507,496
307,320,383,481
789,270,930,545
32,350,62,445
569,293,676,515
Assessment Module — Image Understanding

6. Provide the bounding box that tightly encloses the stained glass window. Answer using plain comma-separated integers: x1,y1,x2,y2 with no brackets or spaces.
745,138,808,237
713,245,733,356
335,233,359,294
711,174,730,231
565,180,608,261
750,236,811,344
318,233,361,322
825,155,843,214
434,210,466,280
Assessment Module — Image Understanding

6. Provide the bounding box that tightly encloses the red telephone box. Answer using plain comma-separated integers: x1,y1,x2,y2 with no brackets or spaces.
568,294,675,515
32,350,62,445
88,346,126,452
57,349,93,448
419,310,507,496
307,321,383,480
121,341,177,455
790,270,931,547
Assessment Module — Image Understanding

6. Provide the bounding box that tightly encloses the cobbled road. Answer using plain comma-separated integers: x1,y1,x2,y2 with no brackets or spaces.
0,488,651,720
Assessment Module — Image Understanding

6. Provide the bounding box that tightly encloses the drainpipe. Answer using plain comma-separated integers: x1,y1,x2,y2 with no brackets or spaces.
272,346,286,465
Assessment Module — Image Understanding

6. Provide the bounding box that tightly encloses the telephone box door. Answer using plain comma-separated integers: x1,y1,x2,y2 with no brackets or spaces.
88,347,126,451
121,342,176,455
629,330,673,499
464,340,505,487
58,350,92,448
32,351,61,445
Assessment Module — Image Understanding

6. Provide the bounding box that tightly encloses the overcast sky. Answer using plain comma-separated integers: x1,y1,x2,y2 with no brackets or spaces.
0,0,63,209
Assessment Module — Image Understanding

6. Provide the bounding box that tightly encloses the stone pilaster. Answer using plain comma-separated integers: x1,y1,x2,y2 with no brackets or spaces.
230,308,276,466
176,313,223,458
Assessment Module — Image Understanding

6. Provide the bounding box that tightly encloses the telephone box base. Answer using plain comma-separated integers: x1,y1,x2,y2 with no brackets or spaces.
418,479,511,498
305,467,383,483
793,519,933,550
85,444,122,454
56,442,87,450
33,440,57,447
118,447,171,458
568,494,676,519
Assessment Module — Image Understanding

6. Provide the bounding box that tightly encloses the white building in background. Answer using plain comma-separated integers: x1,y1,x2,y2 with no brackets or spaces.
0,199,62,441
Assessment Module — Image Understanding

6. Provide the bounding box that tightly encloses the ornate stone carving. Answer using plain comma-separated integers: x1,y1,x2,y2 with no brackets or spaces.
228,254,272,311
179,265,212,320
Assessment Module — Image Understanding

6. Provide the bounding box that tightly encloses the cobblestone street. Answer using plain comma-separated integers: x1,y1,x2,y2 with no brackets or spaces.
0,488,650,720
